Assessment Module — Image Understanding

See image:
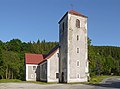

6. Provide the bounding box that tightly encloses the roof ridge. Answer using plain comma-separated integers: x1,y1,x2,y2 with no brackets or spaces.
25,44,59,64
68,10,87,18
45,44,59,59
59,10,87,24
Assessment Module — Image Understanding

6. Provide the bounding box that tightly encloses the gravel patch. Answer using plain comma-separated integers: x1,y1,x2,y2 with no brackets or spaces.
0,83,95,89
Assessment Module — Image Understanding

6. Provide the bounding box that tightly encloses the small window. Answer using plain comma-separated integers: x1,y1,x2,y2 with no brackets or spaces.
56,73,59,78
77,60,80,67
33,66,36,71
77,35,79,40
77,74,80,78
76,19,80,28
77,48,79,53
57,53,59,57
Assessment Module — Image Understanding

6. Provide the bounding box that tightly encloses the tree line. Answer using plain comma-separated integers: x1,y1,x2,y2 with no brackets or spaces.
0,38,120,80
0,39,58,80
88,39,120,76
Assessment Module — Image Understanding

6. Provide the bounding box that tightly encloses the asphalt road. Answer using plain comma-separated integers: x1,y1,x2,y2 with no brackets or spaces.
94,78,120,89
0,78,120,89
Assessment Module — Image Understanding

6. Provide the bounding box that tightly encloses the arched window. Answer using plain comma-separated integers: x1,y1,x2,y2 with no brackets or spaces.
76,74,80,78
77,48,79,53
77,60,80,67
77,35,79,40
76,19,80,28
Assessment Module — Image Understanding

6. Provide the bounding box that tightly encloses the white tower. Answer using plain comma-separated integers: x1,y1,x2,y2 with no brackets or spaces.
59,10,89,83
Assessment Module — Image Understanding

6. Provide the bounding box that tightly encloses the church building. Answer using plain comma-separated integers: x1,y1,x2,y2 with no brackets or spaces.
25,10,89,83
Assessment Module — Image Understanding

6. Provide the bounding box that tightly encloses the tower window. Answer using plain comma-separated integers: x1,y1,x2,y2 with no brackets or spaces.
76,19,80,28
76,74,80,78
77,48,79,53
56,73,59,78
77,60,80,67
77,35,79,40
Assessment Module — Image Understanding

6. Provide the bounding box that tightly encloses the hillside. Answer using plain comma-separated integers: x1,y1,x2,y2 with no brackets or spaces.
89,46,120,76
0,39,120,80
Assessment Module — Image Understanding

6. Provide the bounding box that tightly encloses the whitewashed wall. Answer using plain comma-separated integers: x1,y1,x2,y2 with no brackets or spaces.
47,49,59,82
26,64,38,81
67,13,88,82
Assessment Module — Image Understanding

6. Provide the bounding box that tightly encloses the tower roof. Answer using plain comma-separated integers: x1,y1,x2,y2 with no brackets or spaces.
59,10,87,24
68,10,87,18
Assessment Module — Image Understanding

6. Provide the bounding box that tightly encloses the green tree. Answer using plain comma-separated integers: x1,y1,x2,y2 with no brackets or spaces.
88,37,92,46
1,50,21,79
6,39,22,52
0,48,4,79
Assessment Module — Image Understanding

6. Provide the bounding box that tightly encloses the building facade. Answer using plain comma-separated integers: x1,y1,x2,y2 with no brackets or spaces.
25,10,89,83
39,46,59,82
25,45,59,82
59,10,88,83
25,53,44,81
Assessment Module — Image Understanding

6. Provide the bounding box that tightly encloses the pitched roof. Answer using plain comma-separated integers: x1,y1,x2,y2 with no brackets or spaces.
25,45,59,65
45,45,59,59
25,53,45,64
59,10,87,24
68,10,87,18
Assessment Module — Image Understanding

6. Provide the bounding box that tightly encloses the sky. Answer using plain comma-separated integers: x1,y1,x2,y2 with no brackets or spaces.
0,0,120,46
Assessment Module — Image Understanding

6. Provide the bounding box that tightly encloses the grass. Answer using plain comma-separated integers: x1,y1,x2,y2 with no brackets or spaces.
88,75,120,84
0,79,22,83
0,79,57,84
26,81,58,84
0,75,120,84
67,75,120,84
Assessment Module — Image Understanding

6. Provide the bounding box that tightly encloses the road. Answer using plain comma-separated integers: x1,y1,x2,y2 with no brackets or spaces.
0,83,94,89
0,78,120,89
94,78,120,89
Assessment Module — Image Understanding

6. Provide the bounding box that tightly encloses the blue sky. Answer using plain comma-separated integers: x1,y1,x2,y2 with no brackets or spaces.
0,0,120,46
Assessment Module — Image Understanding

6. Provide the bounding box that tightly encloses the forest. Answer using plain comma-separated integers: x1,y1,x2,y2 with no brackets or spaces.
0,39,57,80
0,38,120,80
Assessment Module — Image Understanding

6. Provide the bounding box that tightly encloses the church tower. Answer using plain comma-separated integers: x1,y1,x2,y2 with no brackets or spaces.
59,10,89,83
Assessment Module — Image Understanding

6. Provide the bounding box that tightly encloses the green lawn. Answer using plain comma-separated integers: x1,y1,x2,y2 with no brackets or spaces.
0,79,22,83
88,75,120,84
0,79,55,84
68,75,120,84
0,76,119,84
